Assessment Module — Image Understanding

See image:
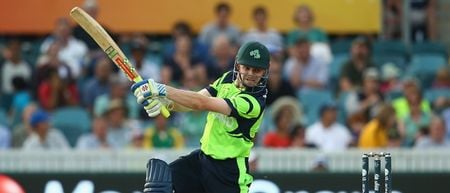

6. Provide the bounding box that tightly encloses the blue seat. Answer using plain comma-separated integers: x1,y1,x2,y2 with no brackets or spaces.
424,88,450,103
51,107,92,147
407,55,447,89
328,54,349,93
336,91,351,124
412,41,447,58
373,40,407,57
0,108,8,127
298,89,334,126
331,39,353,55
329,54,350,79
373,55,407,69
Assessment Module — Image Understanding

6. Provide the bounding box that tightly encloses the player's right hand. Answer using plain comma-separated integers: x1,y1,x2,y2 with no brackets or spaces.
142,98,162,117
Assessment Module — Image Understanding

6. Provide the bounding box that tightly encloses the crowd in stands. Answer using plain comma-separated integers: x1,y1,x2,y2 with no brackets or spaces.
0,1,449,152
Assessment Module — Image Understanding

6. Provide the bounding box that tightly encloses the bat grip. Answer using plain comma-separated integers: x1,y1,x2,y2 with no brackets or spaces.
160,105,171,118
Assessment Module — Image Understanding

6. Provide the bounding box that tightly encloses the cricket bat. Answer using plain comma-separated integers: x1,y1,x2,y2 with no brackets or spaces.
70,7,170,117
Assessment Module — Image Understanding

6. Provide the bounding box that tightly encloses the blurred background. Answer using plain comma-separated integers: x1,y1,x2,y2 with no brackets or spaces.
0,0,450,192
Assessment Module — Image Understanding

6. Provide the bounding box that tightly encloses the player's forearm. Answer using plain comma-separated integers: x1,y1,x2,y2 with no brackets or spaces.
171,102,192,112
166,86,209,111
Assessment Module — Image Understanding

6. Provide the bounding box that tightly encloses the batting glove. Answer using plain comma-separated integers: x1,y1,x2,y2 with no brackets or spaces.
131,79,167,105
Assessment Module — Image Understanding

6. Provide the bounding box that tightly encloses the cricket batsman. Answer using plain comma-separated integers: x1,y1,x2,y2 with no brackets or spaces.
131,41,270,193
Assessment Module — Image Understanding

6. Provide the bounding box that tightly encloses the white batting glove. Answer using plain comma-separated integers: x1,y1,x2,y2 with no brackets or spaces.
131,79,167,105
143,98,162,117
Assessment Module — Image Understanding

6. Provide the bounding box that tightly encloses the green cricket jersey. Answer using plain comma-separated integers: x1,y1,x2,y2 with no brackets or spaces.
201,71,267,160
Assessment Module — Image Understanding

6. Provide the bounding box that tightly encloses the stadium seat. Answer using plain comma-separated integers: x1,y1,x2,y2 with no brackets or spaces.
330,39,352,55
424,88,450,103
328,54,349,93
373,55,407,69
407,54,447,89
51,107,92,147
329,54,350,79
373,40,407,57
0,108,8,127
298,89,334,126
336,91,350,124
412,41,447,58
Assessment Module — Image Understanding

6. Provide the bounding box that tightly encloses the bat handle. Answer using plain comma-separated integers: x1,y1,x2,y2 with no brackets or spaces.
160,105,171,118
134,77,171,118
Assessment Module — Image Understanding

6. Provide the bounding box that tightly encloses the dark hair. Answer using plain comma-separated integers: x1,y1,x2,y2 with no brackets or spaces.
215,2,231,13
253,5,267,16
290,124,305,139
12,76,28,91
173,21,193,37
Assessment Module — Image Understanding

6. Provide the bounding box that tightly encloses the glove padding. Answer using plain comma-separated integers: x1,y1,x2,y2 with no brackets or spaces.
143,98,162,117
131,79,167,118
131,79,167,104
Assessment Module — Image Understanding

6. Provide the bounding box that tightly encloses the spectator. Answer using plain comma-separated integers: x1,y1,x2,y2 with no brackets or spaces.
286,5,332,63
263,97,302,148
432,67,450,89
266,54,296,106
9,77,32,127
104,99,133,149
40,18,88,78
392,78,431,119
34,41,74,90
93,76,139,119
415,115,450,148
206,35,235,81
290,124,307,147
1,39,31,110
359,104,398,148
283,35,328,91
305,103,352,151
347,112,368,147
11,103,37,148
164,21,209,63
162,34,208,85
143,114,184,149
37,68,79,111
398,93,432,147
409,0,437,42
198,2,240,47
175,70,207,147
383,0,403,39
82,56,113,111
0,124,10,149
130,128,145,149
345,68,384,120
380,63,402,94
119,37,161,82
241,6,283,53
340,36,375,91
441,108,450,140
76,116,109,149
287,4,328,43
22,110,70,150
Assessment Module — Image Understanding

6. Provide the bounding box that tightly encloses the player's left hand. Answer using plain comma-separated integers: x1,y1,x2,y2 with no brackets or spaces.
131,79,167,105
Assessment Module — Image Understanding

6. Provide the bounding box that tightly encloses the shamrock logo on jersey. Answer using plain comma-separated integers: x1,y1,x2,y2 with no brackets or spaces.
249,49,260,59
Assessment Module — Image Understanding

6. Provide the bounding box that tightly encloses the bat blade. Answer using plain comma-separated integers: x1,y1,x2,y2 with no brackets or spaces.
69,7,170,117
70,6,140,82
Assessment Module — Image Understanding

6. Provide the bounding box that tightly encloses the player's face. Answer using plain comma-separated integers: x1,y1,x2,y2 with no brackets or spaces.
237,64,266,87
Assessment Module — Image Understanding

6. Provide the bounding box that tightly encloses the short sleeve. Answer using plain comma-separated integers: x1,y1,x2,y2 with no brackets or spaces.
206,72,229,97
224,94,261,119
